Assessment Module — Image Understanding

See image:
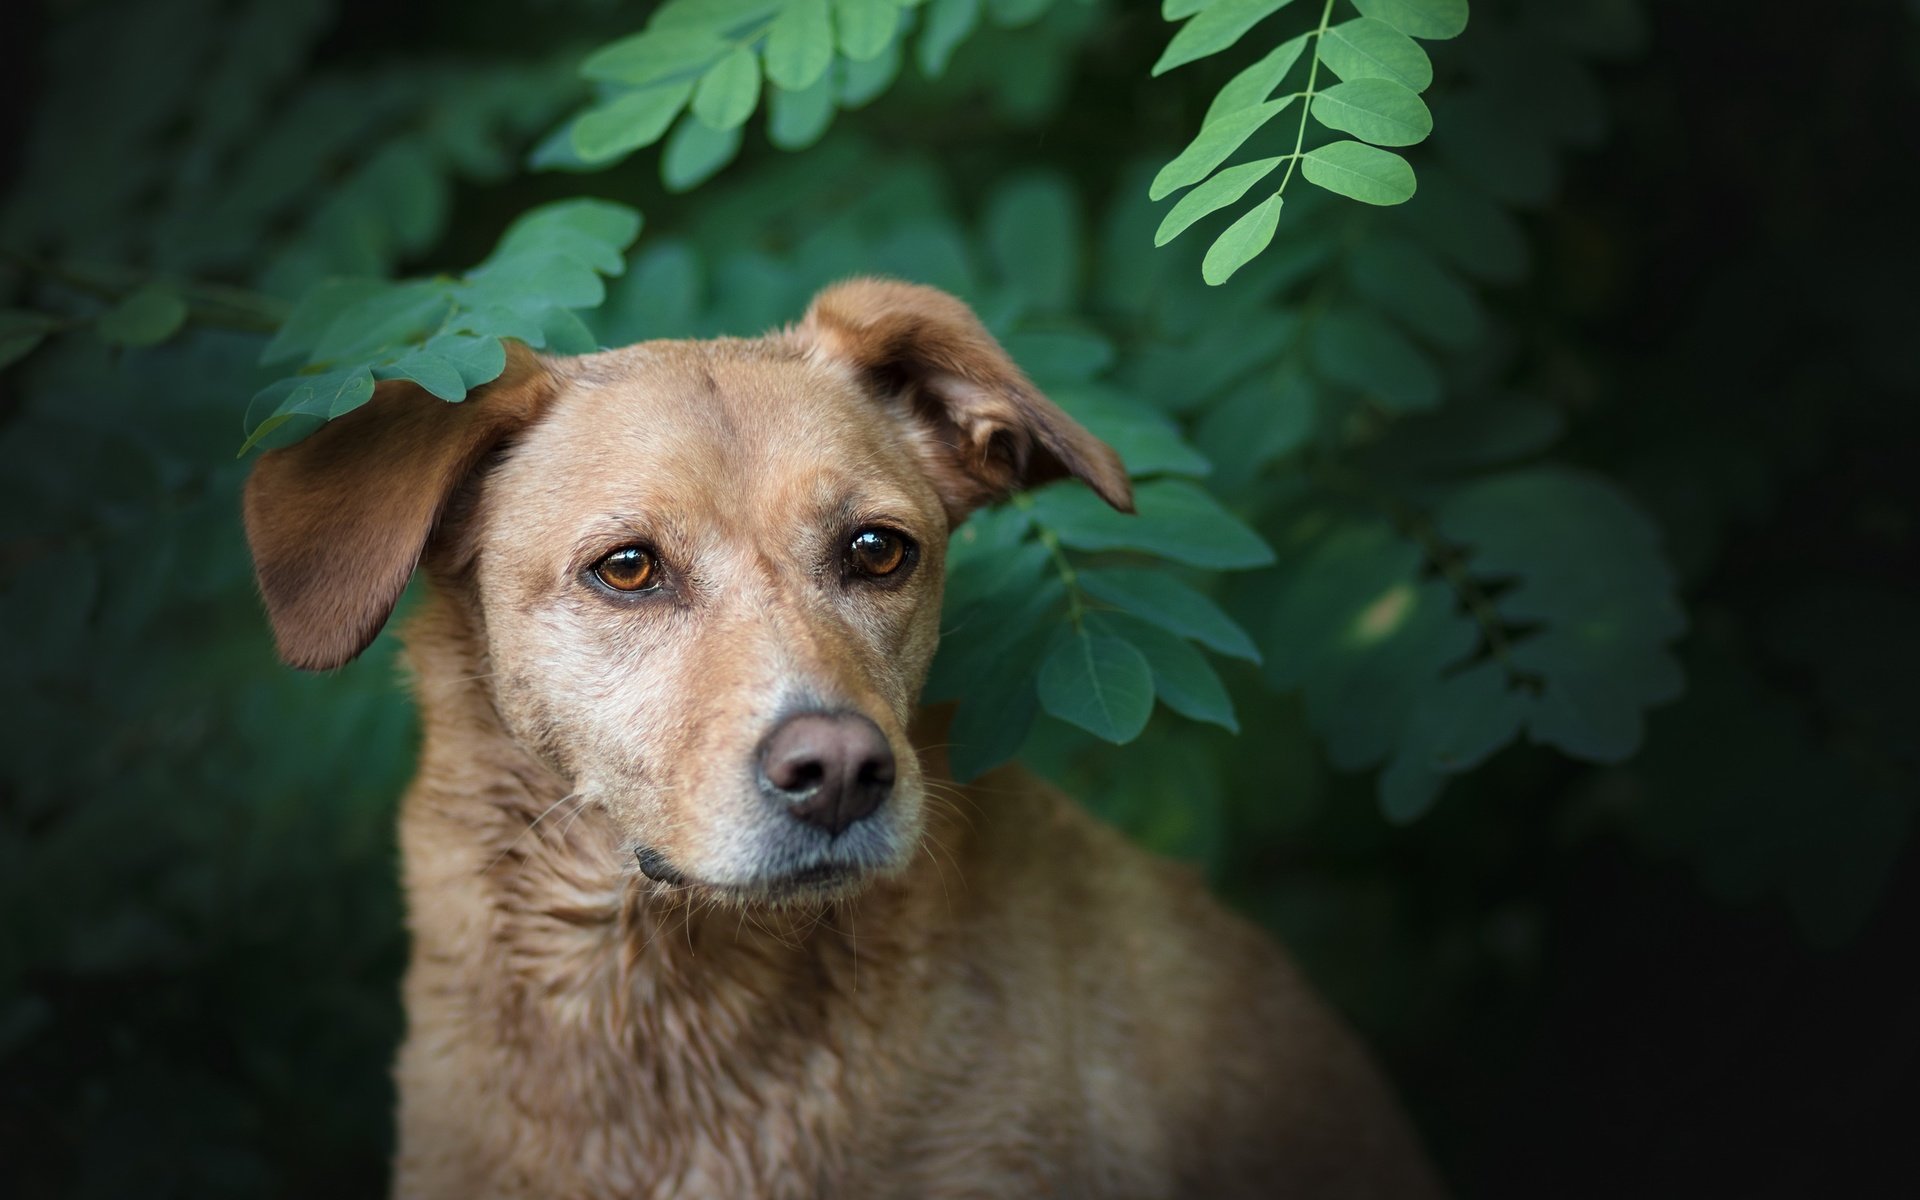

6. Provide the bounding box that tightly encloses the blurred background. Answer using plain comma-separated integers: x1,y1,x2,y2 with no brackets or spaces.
2,0,1916,1196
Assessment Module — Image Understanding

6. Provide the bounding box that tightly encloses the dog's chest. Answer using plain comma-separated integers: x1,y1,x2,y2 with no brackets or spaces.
434,903,910,1198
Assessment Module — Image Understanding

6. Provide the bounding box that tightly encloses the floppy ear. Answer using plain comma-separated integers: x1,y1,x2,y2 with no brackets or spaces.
242,346,556,671
797,278,1133,523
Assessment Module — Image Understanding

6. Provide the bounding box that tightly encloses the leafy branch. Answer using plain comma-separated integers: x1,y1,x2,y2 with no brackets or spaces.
1,252,292,369
1150,0,1467,283
534,0,1073,190
240,199,642,452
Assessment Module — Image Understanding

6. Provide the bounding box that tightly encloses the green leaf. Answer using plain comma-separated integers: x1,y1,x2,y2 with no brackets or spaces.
422,332,508,388
1155,156,1282,247
1001,331,1114,383
1194,363,1316,490
651,0,785,32
1297,575,1479,771
834,0,900,62
938,562,1062,777
1378,661,1529,821
1313,309,1440,410
373,349,466,400
986,0,1051,25
1311,78,1433,147
1513,636,1661,762
1202,32,1309,125
583,30,729,87
570,82,694,163
1030,478,1274,570
1437,468,1685,643
1201,193,1282,285
765,0,834,90
96,285,188,348
361,141,445,255
661,112,744,191
1038,629,1155,743
465,253,605,311
1259,520,1418,681
1436,468,1687,763
1089,612,1238,732
1376,759,1443,825
1150,96,1296,201
917,0,980,78
1348,236,1483,348
986,174,1079,311
492,199,643,273
539,307,599,355
1154,0,1297,77
949,667,1039,781
1318,17,1433,90
1299,139,1417,204
692,47,762,130
261,279,385,365
1077,567,1260,662
836,35,902,107
1050,384,1210,477
241,365,377,451
938,533,1049,646
452,306,547,346
310,282,450,362
767,76,838,149
1350,0,1468,41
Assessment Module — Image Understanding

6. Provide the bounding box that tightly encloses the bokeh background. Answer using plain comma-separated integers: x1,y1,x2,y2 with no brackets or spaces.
2,1,1917,1196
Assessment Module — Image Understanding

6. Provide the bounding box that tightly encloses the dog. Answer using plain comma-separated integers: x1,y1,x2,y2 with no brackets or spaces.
242,279,1445,1198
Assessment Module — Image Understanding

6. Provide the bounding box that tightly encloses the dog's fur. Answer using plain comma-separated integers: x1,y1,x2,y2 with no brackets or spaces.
243,280,1444,1198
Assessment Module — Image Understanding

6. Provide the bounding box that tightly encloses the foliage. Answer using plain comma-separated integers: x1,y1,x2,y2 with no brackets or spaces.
3,0,1918,1196
244,199,642,449
1151,0,1462,282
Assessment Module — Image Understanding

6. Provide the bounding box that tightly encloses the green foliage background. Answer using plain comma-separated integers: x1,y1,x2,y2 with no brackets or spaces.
3,0,1917,1195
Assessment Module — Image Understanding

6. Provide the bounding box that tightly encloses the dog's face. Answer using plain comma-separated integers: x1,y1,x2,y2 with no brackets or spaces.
243,280,1130,905
470,343,951,899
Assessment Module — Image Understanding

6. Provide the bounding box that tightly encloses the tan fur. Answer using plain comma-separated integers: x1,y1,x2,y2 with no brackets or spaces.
244,280,1445,1199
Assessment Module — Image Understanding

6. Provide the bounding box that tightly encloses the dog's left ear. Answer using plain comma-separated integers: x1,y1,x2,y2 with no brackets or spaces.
797,278,1133,523
242,345,555,671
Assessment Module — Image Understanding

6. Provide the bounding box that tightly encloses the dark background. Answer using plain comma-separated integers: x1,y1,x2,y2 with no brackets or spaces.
2,1,1916,1196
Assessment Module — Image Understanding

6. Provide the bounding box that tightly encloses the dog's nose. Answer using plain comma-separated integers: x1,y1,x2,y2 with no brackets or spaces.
759,712,894,836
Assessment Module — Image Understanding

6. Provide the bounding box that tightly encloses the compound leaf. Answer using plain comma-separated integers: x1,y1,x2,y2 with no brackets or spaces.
96,285,188,348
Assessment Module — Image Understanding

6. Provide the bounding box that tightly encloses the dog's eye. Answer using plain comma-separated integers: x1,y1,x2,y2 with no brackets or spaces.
847,528,911,579
592,546,657,592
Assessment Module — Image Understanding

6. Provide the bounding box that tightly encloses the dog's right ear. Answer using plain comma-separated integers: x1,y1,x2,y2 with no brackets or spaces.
797,278,1132,525
242,346,555,671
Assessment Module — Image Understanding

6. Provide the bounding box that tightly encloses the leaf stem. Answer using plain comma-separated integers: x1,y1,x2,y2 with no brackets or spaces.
1012,493,1088,629
2,250,291,333
1270,0,1338,202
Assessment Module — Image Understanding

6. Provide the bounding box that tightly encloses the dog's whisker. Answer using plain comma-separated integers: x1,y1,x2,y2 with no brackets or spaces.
480,789,588,875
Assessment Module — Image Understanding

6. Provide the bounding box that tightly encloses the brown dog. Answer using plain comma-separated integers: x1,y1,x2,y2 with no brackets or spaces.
243,280,1444,1198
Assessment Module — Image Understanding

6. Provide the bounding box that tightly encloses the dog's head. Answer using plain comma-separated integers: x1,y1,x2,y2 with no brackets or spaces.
243,279,1129,905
